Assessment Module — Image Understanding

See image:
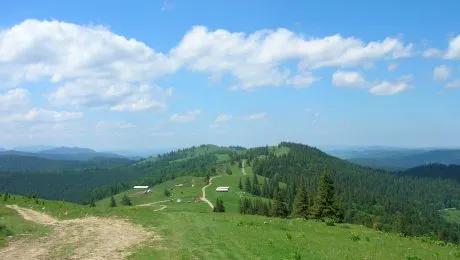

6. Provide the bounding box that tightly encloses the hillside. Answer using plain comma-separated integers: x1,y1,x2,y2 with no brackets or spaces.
349,149,460,170
1,169,459,259
397,164,460,183
0,147,128,161
0,154,133,172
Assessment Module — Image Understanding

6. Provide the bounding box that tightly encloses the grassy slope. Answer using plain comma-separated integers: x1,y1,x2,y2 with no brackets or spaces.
0,201,49,246
2,162,460,259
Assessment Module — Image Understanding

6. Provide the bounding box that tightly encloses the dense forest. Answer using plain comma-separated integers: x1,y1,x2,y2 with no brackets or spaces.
397,163,460,183
243,142,460,243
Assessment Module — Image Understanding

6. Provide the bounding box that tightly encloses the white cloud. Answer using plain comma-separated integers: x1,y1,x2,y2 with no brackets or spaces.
387,63,398,71
0,19,178,111
305,108,312,113
0,88,29,111
169,109,201,123
369,75,413,96
172,26,412,90
0,108,82,122
242,113,267,120
423,48,443,58
446,79,460,89
433,65,451,81
210,114,232,128
48,79,172,112
332,70,368,88
445,35,460,59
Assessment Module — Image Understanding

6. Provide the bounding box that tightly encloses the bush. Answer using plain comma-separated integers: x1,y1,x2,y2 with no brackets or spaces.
164,189,171,197
350,233,361,242
120,195,132,206
0,224,13,236
325,218,335,226
286,232,292,240
405,256,422,260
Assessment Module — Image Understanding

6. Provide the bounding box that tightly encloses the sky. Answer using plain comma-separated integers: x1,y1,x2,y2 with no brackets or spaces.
0,0,459,151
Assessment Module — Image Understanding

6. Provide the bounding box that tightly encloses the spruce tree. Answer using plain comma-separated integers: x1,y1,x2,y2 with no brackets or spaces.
238,177,243,190
89,197,96,207
252,174,260,196
314,171,337,220
272,187,289,218
293,176,309,219
109,196,117,207
244,176,251,193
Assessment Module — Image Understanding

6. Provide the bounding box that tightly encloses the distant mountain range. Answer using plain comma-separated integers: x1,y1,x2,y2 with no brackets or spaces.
344,149,460,170
0,146,128,162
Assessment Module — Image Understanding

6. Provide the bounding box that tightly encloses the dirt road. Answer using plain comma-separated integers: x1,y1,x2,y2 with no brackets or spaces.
200,176,221,209
0,205,158,260
242,160,247,175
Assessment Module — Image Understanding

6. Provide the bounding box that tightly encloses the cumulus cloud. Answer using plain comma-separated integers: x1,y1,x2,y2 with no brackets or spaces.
0,108,82,122
445,35,460,59
0,88,29,111
332,70,368,88
49,79,173,112
172,26,412,90
433,65,451,81
169,109,201,123
368,75,413,96
242,113,267,120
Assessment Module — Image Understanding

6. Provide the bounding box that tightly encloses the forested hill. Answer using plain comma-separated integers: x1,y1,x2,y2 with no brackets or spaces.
0,154,134,172
251,142,460,243
0,147,127,161
397,164,460,183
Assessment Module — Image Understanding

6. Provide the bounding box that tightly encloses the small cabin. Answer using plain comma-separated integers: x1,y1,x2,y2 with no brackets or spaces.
215,186,230,192
133,185,149,189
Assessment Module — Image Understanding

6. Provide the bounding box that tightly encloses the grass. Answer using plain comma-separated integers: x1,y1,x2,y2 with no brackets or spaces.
1,174,460,259
0,200,49,246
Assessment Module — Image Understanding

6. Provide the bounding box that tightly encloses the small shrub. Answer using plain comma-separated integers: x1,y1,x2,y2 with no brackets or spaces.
292,251,301,260
286,233,292,240
365,236,370,242
325,218,335,226
454,251,460,258
0,224,13,236
350,233,361,242
405,256,422,260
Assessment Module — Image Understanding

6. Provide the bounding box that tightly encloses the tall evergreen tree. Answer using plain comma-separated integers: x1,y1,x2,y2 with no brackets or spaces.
244,176,251,193
293,176,309,219
238,177,243,190
252,174,260,196
272,187,289,218
109,196,117,208
121,194,132,206
314,170,338,220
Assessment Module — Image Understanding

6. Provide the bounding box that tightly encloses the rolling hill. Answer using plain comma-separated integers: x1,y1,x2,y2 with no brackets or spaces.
397,163,460,183
0,146,129,161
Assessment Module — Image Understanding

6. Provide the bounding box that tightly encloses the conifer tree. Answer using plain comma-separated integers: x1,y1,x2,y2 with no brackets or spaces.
89,197,96,207
244,176,251,193
109,196,117,207
314,170,337,220
252,174,260,196
293,176,309,219
238,177,243,190
272,187,289,218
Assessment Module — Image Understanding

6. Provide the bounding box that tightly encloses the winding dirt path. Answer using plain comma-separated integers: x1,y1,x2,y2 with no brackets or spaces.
0,205,158,260
137,199,170,207
200,176,221,209
241,160,247,175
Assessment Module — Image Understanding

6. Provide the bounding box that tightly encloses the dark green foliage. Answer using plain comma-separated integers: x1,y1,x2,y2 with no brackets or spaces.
238,177,243,190
109,196,117,207
120,194,132,206
252,174,261,196
244,176,251,193
89,197,96,207
164,189,171,197
226,166,232,175
314,171,338,220
397,163,460,183
0,224,13,237
251,142,460,243
293,176,309,219
272,188,290,218
3,192,9,202
239,197,271,217
214,198,225,212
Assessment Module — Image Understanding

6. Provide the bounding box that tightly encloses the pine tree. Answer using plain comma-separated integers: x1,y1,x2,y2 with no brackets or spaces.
109,196,117,207
89,197,96,207
314,170,337,220
272,187,289,218
244,176,251,193
121,194,132,206
214,198,225,212
293,176,309,219
238,177,243,190
252,174,260,196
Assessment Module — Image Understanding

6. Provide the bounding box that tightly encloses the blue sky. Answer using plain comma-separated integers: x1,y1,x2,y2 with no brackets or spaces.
0,0,459,151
